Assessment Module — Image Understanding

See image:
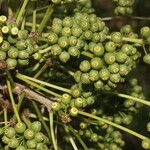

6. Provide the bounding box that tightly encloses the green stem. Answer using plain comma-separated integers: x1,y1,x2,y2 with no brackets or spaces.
69,136,78,150
16,74,61,97
4,108,7,127
32,101,51,140
16,0,30,25
49,112,58,150
106,35,144,45
21,114,31,128
39,46,51,54
6,80,21,123
38,4,54,33
34,63,48,79
32,1,37,32
17,92,26,111
78,111,148,140
67,125,88,150
29,113,49,121
116,93,150,107
81,51,94,58
17,73,71,94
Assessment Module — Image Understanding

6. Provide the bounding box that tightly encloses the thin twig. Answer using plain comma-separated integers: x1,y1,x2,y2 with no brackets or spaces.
0,83,54,111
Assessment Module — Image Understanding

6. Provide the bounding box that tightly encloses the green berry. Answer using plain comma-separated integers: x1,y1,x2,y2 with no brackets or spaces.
0,51,6,60
108,63,120,74
18,30,28,40
16,40,27,50
15,122,26,133
4,127,16,138
68,47,80,57
81,73,90,84
143,54,150,64
8,47,18,59
99,68,110,81
24,129,34,140
110,73,121,83
147,122,150,132
116,52,128,63
70,107,78,117
104,53,116,65
93,44,105,56
119,64,129,76
1,41,10,51
71,88,81,98
26,139,37,149
94,80,104,90
52,24,62,34
52,102,61,111
63,17,73,27
86,96,95,105
16,146,26,150
2,135,10,144
79,60,91,72
85,129,91,138
90,57,103,70
71,27,82,37
74,98,84,108
111,32,122,43
48,32,58,44
8,35,17,44
142,139,150,149
18,59,29,66
83,30,92,40
8,138,19,148
58,36,69,48
140,26,150,38
69,36,78,46
89,69,99,82
18,50,29,59
91,133,98,142
62,27,71,36
62,93,71,104
34,132,44,143
59,51,70,63
31,121,42,132
105,41,116,52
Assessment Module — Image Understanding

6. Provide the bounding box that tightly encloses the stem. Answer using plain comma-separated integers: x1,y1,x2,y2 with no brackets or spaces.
106,35,144,45
32,101,51,140
39,46,52,54
38,4,54,33
17,92,26,111
4,108,7,127
81,51,94,58
69,136,78,150
78,111,148,140
17,73,71,94
16,0,30,25
6,80,21,123
32,1,37,32
67,125,88,150
34,63,48,78
16,74,61,97
49,112,58,150
116,93,150,106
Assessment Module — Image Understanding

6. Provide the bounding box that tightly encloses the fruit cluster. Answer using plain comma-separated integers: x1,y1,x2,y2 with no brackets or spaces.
0,121,49,149
0,15,35,70
112,0,135,15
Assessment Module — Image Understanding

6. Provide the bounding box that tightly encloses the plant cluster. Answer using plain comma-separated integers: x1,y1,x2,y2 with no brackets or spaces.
0,0,150,150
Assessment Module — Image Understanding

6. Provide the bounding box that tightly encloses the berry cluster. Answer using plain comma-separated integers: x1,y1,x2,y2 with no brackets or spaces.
0,15,35,70
112,0,135,15
0,121,49,149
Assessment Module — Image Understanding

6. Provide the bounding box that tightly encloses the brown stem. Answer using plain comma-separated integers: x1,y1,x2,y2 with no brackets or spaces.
0,83,54,111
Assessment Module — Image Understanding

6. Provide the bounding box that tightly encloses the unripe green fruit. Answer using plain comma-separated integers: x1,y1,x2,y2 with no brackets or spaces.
143,54,150,64
24,129,34,140
79,60,91,72
8,47,18,59
8,138,19,148
26,139,37,149
15,122,26,133
59,51,70,63
70,107,78,117
18,50,29,59
4,127,16,138
52,102,61,111
31,121,42,132
142,139,150,149
6,58,17,70
0,51,6,60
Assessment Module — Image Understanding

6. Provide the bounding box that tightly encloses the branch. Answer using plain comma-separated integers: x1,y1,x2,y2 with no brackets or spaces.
0,83,54,111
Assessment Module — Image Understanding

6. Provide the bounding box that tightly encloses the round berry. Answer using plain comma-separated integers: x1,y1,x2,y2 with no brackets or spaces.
59,51,70,63
79,60,91,72
24,129,34,140
4,127,16,138
104,53,116,65
99,68,110,81
70,107,78,117
111,32,122,43
31,121,42,132
15,122,26,134
143,54,150,64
